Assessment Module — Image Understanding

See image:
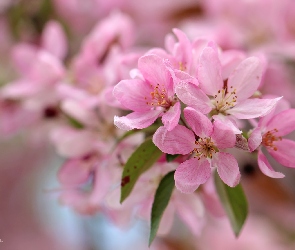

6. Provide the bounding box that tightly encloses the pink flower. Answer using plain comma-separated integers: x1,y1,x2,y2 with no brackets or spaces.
12,20,67,75
1,21,67,116
106,160,205,235
153,107,240,193
146,29,207,87
147,29,195,74
113,54,180,131
50,126,109,158
0,50,65,136
60,12,139,113
248,108,295,178
57,132,144,216
58,154,110,215
175,43,281,133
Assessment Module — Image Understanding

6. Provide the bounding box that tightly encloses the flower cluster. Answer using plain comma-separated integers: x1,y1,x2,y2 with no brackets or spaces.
1,2,295,247
114,29,291,194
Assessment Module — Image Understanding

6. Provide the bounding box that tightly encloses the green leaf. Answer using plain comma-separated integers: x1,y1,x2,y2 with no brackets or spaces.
166,154,179,162
149,171,175,246
67,116,84,129
120,138,162,203
214,171,248,236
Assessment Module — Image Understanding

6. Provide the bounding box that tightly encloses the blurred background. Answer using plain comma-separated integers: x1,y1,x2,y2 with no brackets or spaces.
1,0,295,249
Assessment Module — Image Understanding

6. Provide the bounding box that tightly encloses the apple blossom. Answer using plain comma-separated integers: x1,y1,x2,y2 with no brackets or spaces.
113,54,181,131
153,107,240,193
248,108,295,178
175,43,281,133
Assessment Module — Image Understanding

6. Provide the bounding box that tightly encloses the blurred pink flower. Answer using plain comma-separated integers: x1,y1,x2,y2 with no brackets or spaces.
11,20,67,75
197,215,294,250
58,154,110,215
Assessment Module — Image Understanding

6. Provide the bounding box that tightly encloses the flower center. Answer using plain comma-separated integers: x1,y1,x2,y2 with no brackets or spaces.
192,137,217,159
145,83,175,109
262,129,282,151
179,62,187,71
213,86,237,114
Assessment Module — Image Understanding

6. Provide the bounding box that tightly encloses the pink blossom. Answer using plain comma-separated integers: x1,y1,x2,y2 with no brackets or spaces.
40,21,68,60
248,108,295,178
59,12,140,115
153,107,240,193
12,20,67,75
146,29,208,87
175,43,281,133
147,29,195,74
57,131,144,216
58,154,110,215
0,50,65,136
70,11,135,84
113,54,180,131
50,125,111,158
106,160,205,235
1,21,67,115
155,28,243,81
55,130,142,216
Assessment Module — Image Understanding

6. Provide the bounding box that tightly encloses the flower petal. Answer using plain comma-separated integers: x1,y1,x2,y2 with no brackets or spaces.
173,190,205,236
58,158,92,186
153,125,195,155
221,50,245,80
211,120,236,149
175,81,212,114
212,115,242,134
198,45,223,95
175,158,211,193
269,139,295,168
113,79,152,111
41,21,67,59
61,99,99,127
227,97,282,119
228,56,263,101
266,109,295,137
248,127,262,152
168,68,199,86
162,101,181,131
184,107,213,137
114,110,161,131
258,150,285,178
29,51,65,84
11,44,38,75
172,28,192,71
258,97,290,129
1,79,41,98
50,127,96,158
213,152,241,187
138,54,172,92
201,177,225,217
89,163,112,206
